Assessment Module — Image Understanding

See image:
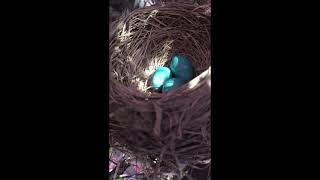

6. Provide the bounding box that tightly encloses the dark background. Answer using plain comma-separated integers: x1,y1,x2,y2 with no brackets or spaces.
1,0,317,179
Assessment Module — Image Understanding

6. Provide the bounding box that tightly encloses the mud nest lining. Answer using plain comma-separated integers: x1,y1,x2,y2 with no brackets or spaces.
109,2,211,179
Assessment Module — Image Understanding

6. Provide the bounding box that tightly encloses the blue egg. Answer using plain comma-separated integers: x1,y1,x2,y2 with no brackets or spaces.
162,78,186,93
170,55,194,82
151,67,172,91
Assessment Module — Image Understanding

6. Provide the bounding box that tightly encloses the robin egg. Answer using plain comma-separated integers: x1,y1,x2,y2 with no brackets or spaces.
162,78,186,93
170,55,194,82
151,67,172,91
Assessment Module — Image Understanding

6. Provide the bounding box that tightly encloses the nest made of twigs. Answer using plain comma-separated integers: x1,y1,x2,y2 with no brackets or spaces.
109,2,211,179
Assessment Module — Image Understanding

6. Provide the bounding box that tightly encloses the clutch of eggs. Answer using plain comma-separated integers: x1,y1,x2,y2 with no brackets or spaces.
150,55,194,93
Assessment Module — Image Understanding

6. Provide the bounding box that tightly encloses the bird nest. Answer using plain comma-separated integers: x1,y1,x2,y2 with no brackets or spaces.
109,2,211,179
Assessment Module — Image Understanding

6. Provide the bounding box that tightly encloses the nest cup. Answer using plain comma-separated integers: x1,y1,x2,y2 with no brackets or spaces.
109,2,211,178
